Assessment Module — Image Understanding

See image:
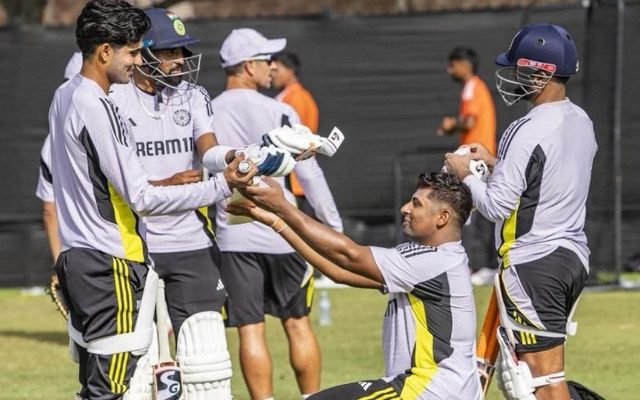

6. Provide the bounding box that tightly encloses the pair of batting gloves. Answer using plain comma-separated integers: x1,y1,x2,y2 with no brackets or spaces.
239,124,345,177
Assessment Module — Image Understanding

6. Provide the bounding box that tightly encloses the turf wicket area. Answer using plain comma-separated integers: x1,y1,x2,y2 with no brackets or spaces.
1,285,639,399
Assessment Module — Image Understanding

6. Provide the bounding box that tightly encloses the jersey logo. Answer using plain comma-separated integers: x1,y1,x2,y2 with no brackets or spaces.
358,381,372,391
395,242,437,258
136,136,195,157
173,109,191,127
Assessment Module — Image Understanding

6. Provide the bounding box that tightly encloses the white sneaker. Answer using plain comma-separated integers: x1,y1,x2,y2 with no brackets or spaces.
471,268,496,286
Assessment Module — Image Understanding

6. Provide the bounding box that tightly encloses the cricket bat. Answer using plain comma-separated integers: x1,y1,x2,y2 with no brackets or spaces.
153,279,182,400
476,287,501,398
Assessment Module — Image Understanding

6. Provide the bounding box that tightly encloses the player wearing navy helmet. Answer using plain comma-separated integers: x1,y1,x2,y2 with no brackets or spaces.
445,23,597,400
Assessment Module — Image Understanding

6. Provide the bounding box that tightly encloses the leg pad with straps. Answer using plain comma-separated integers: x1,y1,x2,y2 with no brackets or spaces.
176,311,232,400
495,327,565,400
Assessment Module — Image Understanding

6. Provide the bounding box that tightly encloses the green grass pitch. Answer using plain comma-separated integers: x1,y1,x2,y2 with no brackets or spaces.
0,286,638,399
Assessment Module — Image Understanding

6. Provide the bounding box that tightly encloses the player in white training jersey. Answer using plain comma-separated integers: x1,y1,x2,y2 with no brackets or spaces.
49,2,258,399
445,23,597,400
108,8,241,398
228,172,481,400
212,28,343,400
36,52,82,263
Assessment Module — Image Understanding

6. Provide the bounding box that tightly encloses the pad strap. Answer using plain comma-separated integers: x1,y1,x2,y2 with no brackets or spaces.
68,269,158,355
531,371,565,388
494,273,569,339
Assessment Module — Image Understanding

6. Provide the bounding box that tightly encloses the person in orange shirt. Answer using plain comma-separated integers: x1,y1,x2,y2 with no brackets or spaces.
271,51,320,217
438,46,498,284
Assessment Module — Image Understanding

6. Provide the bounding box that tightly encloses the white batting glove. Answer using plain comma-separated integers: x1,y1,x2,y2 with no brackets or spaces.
442,145,490,182
237,144,296,177
262,124,345,160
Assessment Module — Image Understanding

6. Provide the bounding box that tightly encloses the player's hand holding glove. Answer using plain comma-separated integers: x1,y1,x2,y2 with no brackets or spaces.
443,145,490,182
262,124,345,161
237,144,296,177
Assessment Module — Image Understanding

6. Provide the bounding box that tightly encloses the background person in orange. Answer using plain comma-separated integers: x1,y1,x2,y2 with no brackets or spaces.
438,46,498,285
271,51,319,217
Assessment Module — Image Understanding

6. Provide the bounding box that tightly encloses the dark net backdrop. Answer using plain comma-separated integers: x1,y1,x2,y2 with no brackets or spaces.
1,2,637,286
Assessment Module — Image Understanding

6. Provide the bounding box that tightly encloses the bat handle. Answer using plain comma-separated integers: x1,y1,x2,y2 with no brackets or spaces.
156,279,172,363
238,160,252,174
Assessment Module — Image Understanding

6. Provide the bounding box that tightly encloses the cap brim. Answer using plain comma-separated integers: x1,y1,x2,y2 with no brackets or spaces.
495,52,512,67
257,38,286,57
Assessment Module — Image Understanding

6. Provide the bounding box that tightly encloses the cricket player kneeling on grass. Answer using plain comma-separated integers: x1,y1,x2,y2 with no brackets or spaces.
176,311,232,400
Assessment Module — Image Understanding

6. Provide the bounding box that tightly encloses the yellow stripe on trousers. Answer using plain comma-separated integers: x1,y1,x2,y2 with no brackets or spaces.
109,258,134,393
108,352,129,393
306,276,315,308
399,293,439,399
359,387,393,400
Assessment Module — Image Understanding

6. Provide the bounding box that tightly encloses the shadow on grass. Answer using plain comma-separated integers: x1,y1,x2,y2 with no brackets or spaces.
0,330,68,346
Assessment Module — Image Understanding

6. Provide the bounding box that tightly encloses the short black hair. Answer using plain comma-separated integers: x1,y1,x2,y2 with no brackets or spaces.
223,62,245,77
448,46,479,74
76,0,151,58
272,51,301,76
416,172,473,230
553,75,570,85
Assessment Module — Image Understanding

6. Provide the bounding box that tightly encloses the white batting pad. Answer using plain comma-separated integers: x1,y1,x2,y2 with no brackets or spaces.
176,312,232,400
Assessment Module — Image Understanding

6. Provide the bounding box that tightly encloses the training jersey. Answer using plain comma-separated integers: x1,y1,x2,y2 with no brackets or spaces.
459,75,496,155
36,134,54,203
276,81,320,197
371,241,481,400
48,75,231,263
211,88,342,254
464,98,597,270
109,81,216,253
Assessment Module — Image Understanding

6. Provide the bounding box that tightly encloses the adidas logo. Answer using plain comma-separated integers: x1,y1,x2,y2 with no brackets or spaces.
216,280,225,291
358,381,372,391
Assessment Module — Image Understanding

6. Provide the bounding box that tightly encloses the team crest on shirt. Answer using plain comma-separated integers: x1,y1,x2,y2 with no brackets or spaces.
173,109,191,126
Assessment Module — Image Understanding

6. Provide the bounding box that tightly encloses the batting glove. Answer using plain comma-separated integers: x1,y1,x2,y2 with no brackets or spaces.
262,124,345,160
237,144,296,177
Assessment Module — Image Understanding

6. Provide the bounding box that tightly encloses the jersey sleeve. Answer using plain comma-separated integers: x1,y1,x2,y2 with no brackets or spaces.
77,96,231,216
370,244,443,294
192,85,215,141
463,122,535,222
35,134,54,202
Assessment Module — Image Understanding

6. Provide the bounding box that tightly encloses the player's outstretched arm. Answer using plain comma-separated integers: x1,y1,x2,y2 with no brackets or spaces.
241,177,383,284
226,200,381,290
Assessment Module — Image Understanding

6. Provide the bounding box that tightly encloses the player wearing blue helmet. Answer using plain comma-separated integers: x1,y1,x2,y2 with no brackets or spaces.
445,23,597,400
